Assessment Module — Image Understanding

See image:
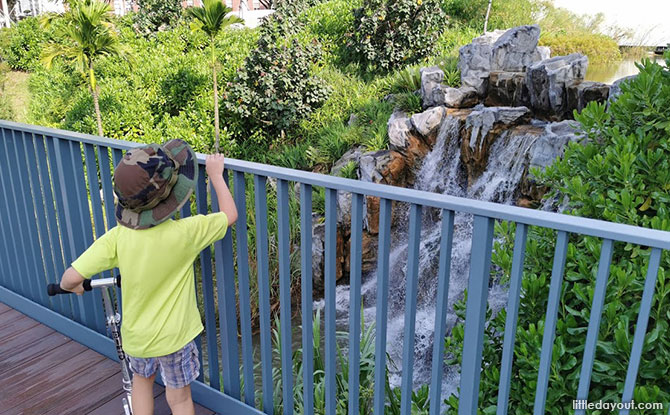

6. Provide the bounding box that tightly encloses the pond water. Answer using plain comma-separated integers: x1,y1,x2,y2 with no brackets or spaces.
585,54,666,84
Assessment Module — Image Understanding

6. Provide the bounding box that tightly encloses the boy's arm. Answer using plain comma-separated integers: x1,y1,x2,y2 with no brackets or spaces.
206,154,238,225
60,267,86,295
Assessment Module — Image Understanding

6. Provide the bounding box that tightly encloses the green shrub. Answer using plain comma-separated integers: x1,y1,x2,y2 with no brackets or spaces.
445,57,670,414
133,0,183,35
0,17,47,71
347,0,447,73
224,9,331,142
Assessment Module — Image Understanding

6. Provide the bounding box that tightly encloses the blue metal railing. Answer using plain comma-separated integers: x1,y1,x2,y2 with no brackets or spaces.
0,120,669,415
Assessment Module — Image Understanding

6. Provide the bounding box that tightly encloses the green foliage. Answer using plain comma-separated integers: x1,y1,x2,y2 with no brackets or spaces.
539,32,621,64
186,0,242,39
224,7,331,141
41,0,129,76
0,17,47,71
134,0,183,35
441,0,538,32
380,65,422,95
0,62,14,120
266,309,429,415
299,0,360,66
445,58,670,414
347,0,447,73
338,160,358,179
392,92,422,115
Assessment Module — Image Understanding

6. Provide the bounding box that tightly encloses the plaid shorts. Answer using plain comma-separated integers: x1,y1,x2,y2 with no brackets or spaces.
128,340,200,389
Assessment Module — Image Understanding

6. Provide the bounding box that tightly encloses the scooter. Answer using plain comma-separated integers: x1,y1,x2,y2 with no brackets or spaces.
47,276,133,415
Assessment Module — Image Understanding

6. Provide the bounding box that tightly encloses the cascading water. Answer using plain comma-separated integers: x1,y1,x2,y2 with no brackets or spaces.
320,111,578,399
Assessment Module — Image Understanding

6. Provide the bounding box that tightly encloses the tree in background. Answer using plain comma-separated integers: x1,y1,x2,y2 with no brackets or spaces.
186,0,242,153
133,0,183,35
41,0,129,136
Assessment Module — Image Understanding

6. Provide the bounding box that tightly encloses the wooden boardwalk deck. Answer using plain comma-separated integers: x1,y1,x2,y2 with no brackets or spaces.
0,302,215,415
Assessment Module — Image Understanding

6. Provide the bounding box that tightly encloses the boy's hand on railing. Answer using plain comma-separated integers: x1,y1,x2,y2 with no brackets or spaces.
206,154,226,179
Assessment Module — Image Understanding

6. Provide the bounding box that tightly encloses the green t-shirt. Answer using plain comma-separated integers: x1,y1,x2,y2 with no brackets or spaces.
72,212,228,358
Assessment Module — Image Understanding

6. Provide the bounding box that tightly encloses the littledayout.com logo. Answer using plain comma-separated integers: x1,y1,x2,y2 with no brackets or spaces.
573,400,664,411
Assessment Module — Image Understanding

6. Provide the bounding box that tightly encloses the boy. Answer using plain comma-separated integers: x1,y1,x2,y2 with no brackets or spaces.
59,139,237,415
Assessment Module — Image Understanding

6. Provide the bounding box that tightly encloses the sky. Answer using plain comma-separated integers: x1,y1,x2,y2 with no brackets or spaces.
551,0,670,46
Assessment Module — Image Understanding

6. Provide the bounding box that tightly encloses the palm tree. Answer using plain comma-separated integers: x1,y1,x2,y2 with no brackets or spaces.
42,0,128,137
187,0,242,153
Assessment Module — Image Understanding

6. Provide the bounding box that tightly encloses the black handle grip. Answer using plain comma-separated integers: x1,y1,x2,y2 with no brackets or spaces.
47,279,92,296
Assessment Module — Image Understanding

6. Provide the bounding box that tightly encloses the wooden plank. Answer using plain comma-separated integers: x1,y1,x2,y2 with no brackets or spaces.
0,320,54,356
0,331,69,375
0,341,82,394
86,379,165,415
0,313,40,339
18,357,118,415
0,308,29,326
0,347,104,413
41,363,120,415
0,302,11,314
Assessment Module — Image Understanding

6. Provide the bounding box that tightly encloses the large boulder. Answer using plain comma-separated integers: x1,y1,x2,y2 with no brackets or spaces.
459,30,505,96
490,25,541,72
518,120,580,203
526,53,588,118
432,86,480,109
567,81,610,114
388,110,413,152
420,66,445,108
461,105,531,183
410,106,445,145
485,71,529,107
459,26,547,98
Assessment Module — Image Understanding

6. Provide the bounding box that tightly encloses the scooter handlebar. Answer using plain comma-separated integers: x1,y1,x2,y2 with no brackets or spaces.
47,279,92,296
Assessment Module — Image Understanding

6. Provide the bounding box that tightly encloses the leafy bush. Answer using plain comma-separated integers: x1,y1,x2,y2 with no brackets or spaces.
133,0,183,35
0,17,47,71
347,0,447,73
224,7,331,142
445,57,670,414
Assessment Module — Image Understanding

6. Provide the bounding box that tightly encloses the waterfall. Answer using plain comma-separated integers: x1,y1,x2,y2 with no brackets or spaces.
317,112,577,400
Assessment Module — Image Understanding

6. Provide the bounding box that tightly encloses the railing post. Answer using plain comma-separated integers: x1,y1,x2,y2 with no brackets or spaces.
254,174,273,414
212,170,241,399
533,230,569,415
324,188,338,415
429,209,455,415
458,215,495,415
496,223,528,415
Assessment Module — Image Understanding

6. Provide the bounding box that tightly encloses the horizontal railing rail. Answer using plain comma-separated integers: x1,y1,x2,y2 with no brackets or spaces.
3,120,668,249
0,119,669,415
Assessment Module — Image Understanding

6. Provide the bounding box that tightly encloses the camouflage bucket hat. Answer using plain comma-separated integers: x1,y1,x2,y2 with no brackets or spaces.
113,139,197,230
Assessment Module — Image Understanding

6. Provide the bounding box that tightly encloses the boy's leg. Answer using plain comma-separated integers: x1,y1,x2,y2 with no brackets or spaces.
165,384,195,415
131,373,156,415
158,340,200,415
